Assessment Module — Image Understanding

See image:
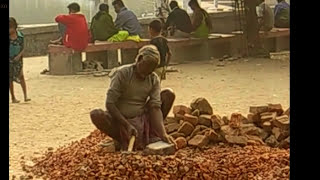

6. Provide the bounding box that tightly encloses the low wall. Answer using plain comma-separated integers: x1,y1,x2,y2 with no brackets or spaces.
20,10,237,57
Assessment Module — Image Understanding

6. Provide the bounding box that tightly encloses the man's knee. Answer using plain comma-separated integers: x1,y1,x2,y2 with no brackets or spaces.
90,109,105,124
161,88,176,101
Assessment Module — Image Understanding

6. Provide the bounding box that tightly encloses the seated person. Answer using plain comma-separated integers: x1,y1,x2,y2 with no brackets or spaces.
51,3,89,51
90,45,175,151
108,0,142,42
149,20,172,81
164,0,193,38
90,3,118,42
274,0,290,28
256,0,274,32
188,0,213,38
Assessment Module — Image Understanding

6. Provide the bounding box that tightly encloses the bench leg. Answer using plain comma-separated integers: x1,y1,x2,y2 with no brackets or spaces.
107,50,119,69
49,52,82,75
86,51,108,69
121,48,138,65
170,43,209,63
275,36,290,52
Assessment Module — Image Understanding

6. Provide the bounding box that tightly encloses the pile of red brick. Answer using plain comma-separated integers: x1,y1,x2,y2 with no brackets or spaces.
167,98,290,150
21,98,290,179
24,130,289,179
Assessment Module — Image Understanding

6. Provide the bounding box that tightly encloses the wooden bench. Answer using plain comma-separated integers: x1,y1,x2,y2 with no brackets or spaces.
47,34,237,75
232,28,290,52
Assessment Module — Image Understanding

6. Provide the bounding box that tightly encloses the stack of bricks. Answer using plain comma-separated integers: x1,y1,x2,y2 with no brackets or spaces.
165,97,290,150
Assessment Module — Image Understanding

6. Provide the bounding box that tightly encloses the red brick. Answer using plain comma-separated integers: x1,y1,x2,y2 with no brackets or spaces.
211,114,223,130
249,106,269,114
175,137,187,149
268,104,284,116
198,114,212,127
177,122,195,136
188,135,209,148
224,135,248,146
173,105,191,116
190,98,213,115
183,114,199,126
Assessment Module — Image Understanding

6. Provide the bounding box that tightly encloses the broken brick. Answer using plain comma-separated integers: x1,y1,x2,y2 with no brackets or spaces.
220,125,241,137
222,115,229,125
262,121,272,132
190,98,213,115
272,127,289,142
249,106,269,114
183,114,199,126
175,137,187,149
191,109,200,117
268,104,284,116
211,114,223,130
225,135,248,146
278,137,290,149
169,132,186,139
260,111,277,121
284,108,290,117
190,126,202,139
272,115,289,130
229,113,242,128
265,135,279,148
198,115,212,127
177,122,195,136
204,129,220,143
188,135,209,148
173,105,192,116
165,123,180,134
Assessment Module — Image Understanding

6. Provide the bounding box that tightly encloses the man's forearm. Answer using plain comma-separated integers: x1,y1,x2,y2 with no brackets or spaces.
149,107,167,139
106,103,130,128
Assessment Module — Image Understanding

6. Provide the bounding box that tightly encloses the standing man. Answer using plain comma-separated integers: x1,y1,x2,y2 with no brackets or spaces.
51,3,89,51
90,45,175,151
274,0,290,28
165,1,193,38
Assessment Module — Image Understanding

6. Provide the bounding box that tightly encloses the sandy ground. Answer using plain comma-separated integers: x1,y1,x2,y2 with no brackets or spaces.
9,54,289,179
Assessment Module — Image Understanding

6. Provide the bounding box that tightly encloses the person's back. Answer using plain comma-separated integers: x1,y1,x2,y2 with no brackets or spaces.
189,0,212,38
166,7,193,34
55,3,89,51
257,2,274,31
274,0,290,28
113,0,142,36
91,4,118,41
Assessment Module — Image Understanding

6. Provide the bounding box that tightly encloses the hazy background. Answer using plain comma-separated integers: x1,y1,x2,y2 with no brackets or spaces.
9,0,288,25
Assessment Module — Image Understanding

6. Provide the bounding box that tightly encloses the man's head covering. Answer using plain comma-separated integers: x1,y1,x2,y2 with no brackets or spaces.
135,45,160,66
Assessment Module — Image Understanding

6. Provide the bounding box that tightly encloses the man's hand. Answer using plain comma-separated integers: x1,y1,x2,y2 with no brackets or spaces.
127,123,138,138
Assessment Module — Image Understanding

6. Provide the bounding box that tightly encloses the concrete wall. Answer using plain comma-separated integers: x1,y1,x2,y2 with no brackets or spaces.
20,10,238,57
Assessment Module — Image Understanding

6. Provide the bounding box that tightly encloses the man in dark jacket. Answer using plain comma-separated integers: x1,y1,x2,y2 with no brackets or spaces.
90,3,118,41
165,0,193,38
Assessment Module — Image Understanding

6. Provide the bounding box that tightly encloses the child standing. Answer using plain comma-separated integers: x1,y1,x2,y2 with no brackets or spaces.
149,20,172,82
9,17,31,103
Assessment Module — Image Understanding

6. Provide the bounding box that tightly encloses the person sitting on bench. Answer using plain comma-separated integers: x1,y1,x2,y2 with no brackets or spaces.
90,45,175,151
50,3,89,51
108,0,142,42
188,0,212,38
90,3,118,42
149,20,172,82
274,0,290,28
256,0,274,32
164,0,193,38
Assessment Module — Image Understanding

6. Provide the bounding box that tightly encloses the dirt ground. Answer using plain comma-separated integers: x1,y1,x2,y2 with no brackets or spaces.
9,53,289,179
